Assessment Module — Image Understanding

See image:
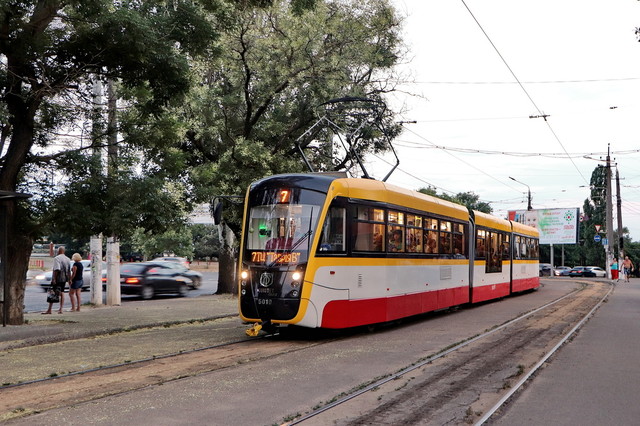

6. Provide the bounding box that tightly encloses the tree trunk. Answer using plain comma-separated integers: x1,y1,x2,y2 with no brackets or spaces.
216,223,237,295
4,201,33,325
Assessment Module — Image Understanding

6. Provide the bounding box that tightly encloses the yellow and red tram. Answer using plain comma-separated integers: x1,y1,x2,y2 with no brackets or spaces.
238,173,539,330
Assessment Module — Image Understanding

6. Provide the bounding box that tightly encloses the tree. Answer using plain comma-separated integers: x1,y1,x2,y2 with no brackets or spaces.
418,187,493,214
0,1,221,324
175,0,404,293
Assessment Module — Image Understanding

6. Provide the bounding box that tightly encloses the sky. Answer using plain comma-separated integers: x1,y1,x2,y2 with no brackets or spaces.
367,0,640,241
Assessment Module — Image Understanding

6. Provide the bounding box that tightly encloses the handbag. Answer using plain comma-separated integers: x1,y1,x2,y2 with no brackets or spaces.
46,286,60,304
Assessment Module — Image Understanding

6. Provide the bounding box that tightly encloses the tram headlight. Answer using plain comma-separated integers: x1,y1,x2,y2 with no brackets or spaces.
292,271,301,281
241,270,249,280
241,289,246,295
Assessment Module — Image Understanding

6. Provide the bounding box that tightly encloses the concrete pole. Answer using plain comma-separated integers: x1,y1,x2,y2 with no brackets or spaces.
90,236,103,305
106,237,121,305
605,146,614,279
105,79,121,306
90,78,104,306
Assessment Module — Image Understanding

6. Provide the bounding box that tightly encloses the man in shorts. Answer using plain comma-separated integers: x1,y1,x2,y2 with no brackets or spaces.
622,255,634,283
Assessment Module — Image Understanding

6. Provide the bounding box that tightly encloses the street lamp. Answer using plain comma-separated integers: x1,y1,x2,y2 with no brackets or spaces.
509,176,532,211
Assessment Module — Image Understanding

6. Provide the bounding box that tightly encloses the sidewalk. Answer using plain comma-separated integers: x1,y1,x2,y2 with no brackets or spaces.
495,277,640,425
0,294,240,391
1,294,238,351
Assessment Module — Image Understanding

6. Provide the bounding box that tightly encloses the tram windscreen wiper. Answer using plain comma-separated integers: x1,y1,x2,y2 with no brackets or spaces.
267,210,314,268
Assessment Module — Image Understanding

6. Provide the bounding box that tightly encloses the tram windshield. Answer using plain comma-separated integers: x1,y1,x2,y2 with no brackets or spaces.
244,187,323,264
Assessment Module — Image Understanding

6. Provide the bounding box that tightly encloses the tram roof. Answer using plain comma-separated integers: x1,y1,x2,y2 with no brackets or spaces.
473,210,512,232
511,220,540,237
329,177,470,221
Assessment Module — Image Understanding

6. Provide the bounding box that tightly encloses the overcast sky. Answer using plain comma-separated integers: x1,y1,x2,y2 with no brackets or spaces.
371,0,640,241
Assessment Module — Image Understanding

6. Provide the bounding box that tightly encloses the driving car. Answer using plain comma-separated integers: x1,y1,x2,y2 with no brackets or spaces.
568,266,589,277
155,261,202,289
151,256,190,269
585,266,607,278
36,259,92,292
111,261,193,299
553,266,572,276
539,263,552,277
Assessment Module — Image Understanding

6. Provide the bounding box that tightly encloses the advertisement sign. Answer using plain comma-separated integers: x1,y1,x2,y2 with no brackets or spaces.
508,208,580,245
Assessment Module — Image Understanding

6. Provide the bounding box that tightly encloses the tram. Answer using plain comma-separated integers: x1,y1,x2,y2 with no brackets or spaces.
238,173,539,330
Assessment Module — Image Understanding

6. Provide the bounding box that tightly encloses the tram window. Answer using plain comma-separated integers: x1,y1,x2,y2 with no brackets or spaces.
425,230,438,254
486,231,502,273
502,234,510,259
476,229,487,258
356,206,385,222
352,206,385,252
406,226,423,252
317,207,345,253
406,214,422,228
440,232,452,255
388,225,404,252
425,217,438,231
388,210,404,225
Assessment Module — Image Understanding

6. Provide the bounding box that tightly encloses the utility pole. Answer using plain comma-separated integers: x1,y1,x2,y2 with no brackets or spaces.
605,145,614,279
616,168,624,262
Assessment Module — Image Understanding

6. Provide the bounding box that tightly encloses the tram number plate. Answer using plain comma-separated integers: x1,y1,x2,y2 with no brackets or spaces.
257,298,273,305
258,287,276,295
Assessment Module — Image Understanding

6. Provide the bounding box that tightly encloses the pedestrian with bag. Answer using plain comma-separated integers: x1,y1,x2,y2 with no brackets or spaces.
42,246,71,314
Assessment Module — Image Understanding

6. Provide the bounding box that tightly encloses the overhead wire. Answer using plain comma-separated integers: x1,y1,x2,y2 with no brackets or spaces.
459,0,590,186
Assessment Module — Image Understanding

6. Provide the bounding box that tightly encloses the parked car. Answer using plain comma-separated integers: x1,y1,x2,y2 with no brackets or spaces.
553,266,572,276
151,256,190,269
585,266,607,278
36,259,92,292
110,261,192,299
539,263,552,277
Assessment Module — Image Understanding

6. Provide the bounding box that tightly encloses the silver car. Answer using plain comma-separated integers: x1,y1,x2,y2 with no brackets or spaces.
35,259,92,292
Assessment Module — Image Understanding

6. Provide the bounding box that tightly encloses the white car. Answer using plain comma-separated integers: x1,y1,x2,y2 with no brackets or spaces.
35,259,93,291
585,266,607,278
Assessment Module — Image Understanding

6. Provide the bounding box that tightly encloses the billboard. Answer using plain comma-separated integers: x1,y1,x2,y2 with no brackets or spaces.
508,208,580,245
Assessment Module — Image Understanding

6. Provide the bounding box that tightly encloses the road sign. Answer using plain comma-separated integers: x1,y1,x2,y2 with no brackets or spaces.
602,238,608,246
594,234,602,243
595,225,601,233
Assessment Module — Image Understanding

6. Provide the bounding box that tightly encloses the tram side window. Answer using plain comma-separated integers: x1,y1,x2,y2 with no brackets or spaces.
440,220,452,255
476,229,487,259
502,234,510,260
352,206,385,252
486,232,502,273
388,210,405,252
424,218,439,254
406,214,423,252
452,223,466,258
317,207,346,253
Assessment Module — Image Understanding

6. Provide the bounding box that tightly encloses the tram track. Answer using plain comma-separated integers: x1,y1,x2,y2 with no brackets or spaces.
285,281,612,425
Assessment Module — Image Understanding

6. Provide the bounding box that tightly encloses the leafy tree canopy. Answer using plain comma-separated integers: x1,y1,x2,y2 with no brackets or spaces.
418,186,493,214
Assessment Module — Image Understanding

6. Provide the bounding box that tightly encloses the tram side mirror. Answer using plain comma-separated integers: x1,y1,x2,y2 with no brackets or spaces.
212,200,223,225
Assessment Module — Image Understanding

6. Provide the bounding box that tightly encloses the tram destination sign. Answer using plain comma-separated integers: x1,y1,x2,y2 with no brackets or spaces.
508,208,580,245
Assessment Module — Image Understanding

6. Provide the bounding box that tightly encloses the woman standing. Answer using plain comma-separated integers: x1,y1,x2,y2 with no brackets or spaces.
69,253,84,311
611,259,619,282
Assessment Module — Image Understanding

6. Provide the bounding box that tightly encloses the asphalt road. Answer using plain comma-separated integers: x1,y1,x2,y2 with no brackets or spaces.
24,271,219,313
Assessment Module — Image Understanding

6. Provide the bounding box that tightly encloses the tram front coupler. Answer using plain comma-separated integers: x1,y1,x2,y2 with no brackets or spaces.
246,320,277,336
